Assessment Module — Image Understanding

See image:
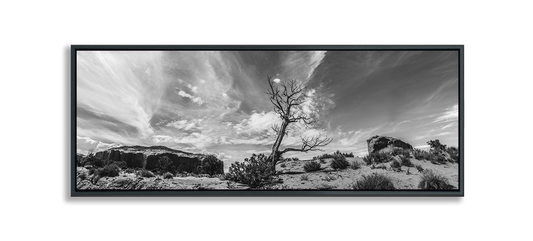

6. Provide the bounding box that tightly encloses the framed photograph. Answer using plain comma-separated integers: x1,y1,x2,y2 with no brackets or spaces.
71,45,463,197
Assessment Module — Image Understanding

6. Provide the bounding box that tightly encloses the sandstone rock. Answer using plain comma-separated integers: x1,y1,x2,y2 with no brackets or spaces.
366,135,413,154
94,146,224,174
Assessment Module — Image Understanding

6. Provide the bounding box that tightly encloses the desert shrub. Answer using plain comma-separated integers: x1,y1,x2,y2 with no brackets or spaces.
370,163,387,170
362,152,393,165
89,155,104,168
330,153,350,170
446,147,459,163
198,155,224,175
292,157,300,161
350,161,361,170
226,153,275,188
415,165,424,172
390,160,401,169
418,170,455,190
156,156,175,174
341,152,354,157
98,164,120,177
163,172,174,179
362,155,372,165
138,169,155,178
280,163,287,168
429,151,447,164
413,149,431,160
300,174,309,181
303,161,321,172
78,171,87,180
400,155,414,167
427,139,446,151
88,167,97,175
352,173,396,190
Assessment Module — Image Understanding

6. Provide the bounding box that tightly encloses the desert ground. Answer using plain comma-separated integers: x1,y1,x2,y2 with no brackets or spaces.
76,157,459,190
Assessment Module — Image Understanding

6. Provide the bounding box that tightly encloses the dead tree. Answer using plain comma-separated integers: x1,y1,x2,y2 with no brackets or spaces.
265,76,332,165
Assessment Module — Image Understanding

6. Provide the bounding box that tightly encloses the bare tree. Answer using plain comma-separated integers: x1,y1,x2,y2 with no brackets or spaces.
265,76,332,165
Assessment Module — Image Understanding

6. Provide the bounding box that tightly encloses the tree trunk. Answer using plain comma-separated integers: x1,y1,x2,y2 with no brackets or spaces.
269,120,289,165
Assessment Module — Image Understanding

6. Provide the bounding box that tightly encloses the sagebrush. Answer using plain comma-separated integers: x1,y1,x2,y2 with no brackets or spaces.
226,153,275,188
352,173,396,190
418,170,455,190
303,160,321,172
330,153,350,170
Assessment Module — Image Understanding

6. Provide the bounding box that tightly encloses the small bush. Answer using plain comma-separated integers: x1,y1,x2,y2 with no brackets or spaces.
429,151,447,164
163,172,174,179
198,155,224,176
415,165,424,172
413,149,430,160
362,155,372,165
98,164,120,177
138,169,155,178
78,171,87,180
90,156,104,168
350,161,361,170
280,163,287,168
330,154,349,170
300,174,309,181
226,153,275,188
400,155,414,167
303,161,321,172
427,139,447,151
352,173,396,190
446,147,459,163
390,160,401,169
363,152,394,165
88,167,97,175
156,156,175,175
342,152,354,157
418,170,455,190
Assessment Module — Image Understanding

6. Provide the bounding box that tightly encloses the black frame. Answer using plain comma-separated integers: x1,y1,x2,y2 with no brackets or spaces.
71,45,464,197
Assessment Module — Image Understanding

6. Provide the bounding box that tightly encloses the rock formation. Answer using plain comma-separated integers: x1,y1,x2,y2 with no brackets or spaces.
94,146,224,174
366,135,413,154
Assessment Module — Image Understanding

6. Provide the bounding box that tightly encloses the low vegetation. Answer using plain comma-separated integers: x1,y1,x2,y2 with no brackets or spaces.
330,153,350,170
352,173,396,190
362,152,393,165
197,155,224,176
418,170,455,190
162,172,174,179
138,169,155,178
303,161,322,172
400,155,414,167
226,153,275,188
350,161,361,170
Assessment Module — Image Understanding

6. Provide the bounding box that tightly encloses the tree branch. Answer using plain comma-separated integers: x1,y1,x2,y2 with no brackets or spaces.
280,135,333,154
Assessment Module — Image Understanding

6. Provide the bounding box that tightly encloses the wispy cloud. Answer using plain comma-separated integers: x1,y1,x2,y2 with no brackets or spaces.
175,88,204,105
434,104,458,123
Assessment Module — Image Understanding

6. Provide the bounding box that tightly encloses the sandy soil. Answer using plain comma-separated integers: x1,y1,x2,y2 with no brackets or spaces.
270,157,459,190
76,156,458,190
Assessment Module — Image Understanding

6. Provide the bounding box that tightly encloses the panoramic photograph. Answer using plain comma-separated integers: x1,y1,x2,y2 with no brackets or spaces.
75,49,460,191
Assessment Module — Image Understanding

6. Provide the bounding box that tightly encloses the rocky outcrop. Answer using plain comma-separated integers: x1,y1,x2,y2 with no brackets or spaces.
366,135,413,154
94,146,224,174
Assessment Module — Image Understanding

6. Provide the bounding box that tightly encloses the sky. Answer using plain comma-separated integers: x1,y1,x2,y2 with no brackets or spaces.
76,50,459,167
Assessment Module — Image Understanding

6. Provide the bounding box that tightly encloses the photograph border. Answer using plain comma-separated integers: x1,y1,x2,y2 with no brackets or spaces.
70,45,464,197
